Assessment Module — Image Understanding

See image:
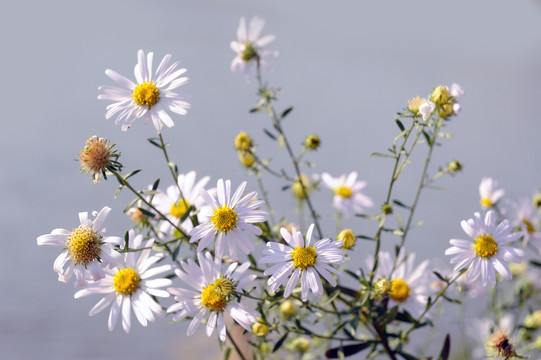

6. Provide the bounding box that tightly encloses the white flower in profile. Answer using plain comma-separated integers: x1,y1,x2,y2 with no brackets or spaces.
260,224,345,301
445,210,524,287
419,101,435,121
505,197,541,252
98,49,190,133
450,83,465,98
189,179,267,260
230,16,278,74
321,171,373,217
370,250,430,317
37,206,122,287
74,230,173,333
167,252,258,342
153,171,211,234
479,177,505,208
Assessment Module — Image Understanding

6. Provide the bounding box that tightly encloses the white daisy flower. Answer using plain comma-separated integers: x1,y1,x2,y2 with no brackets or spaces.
445,210,524,287
370,250,430,317
189,179,268,260
74,230,173,333
152,171,211,234
167,252,258,342
37,206,122,287
98,49,190,133
505,197,541,252
321,171,373,218
479,177,505,208
260,224,345,302
230,16,278,74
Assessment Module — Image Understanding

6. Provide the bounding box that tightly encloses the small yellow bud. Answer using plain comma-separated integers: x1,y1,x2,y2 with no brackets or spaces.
259,342,271,353
290,338,310,353
304,134,321,150
234,131,253,151
238,151,255,168
251,321,269,337
524,311,541,329
407,96,427,114
508,262,527,277
338,229,356,249
533,192,541,208
358,307,370,322
381,203,393,215
292,174,311,200
438,101,455,118
430,85,451,105
280,300,295,318
448,160,463,173
375,278,392,295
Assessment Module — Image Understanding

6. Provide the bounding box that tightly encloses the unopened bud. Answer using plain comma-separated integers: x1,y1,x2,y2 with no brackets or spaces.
430,85,451,106
234,131,253,151
304,134,321,150
280,300,295,318
238,151,255,168
448,160,462,173
251,321,269,337
375,278,392,295
338,229,356,249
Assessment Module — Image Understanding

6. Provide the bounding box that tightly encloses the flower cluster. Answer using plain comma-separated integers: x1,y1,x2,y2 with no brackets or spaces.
36,14,541,360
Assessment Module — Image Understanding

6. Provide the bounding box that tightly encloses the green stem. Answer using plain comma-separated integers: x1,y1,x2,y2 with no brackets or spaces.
255,63,323,240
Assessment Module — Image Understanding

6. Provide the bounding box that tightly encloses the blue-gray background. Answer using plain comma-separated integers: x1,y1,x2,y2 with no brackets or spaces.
2,0,540,359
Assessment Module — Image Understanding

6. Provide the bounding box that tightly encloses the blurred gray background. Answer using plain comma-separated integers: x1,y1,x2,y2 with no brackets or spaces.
1,0,540,359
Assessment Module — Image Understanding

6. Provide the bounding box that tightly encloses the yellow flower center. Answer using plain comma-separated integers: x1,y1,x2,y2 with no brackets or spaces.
334,185,353,199
66,226,102,265
113,268,141,296
480,197,493,208
210,206,238,232
474,234,498,258
390,278,411,302
201,277,234,312
170,199,191,218
522,218,536,234
133,82,160,108
291,246,317,270
239,42,258,62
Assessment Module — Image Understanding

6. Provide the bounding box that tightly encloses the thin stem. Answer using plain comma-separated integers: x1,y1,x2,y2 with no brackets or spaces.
403,270,464,338
112,169,190,240
255,63,323,240
372,322,397,360
252,151,294,181
370,119,418,281
226,328,247,360
255,172,277,227
390,119,441,275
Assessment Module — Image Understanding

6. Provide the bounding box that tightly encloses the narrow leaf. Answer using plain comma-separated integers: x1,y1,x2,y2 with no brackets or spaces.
438,334,450,360
325,343,371,358
273,332,289,352
281,106,294,119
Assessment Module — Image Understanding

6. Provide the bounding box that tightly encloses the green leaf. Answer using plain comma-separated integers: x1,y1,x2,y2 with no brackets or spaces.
263,128,277,140
371,152,396,159
151,178,160,191
438,334,450,360
272,332,289,352
396,119,405,131
355,234,375,241
392,199,410,209
124,169,142,180
423,130,432,146
124,230,130,250
137,207,156,218
224,348,231,360
325,342,372,358
379,306,398,325
433,271,447,283
147,137,162,148
281,106,294,119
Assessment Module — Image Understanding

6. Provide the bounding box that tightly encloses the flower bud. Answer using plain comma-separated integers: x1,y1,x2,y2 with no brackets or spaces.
533,192,541,208
238,151,255,168
292,174,311,200
524,311,541,329
508,261,527,277
251,320,269,337
438,102,454,118
280,300,295,318
337,229,356,249
304,134,321,150
381,203,393,215
375,278,392,295
290,338,310,353
448,160,463,173
234,131,253,151
430,85,451,105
